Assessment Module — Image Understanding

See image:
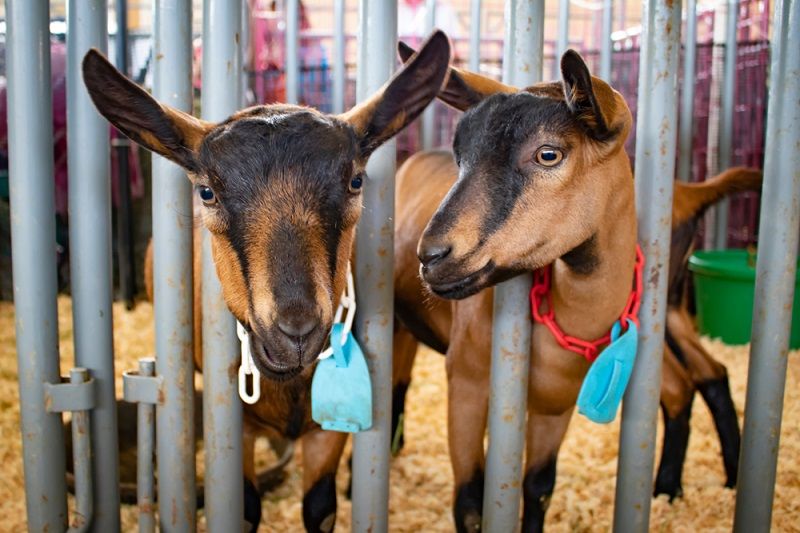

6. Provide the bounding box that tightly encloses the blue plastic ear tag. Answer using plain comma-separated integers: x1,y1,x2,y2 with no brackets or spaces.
311,323,373,433
577,319,638,424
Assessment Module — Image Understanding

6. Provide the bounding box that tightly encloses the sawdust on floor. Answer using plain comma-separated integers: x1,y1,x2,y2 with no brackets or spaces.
0,297,798,531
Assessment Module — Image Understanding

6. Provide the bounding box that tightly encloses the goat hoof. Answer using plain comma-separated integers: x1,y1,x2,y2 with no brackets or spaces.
244,477,262,533
654,482,683,502
463,510,482,532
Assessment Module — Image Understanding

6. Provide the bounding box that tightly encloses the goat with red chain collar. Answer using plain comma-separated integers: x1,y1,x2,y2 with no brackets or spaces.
530,246,645,423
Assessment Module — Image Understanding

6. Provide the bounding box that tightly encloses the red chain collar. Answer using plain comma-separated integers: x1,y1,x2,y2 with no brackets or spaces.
530,245,644,363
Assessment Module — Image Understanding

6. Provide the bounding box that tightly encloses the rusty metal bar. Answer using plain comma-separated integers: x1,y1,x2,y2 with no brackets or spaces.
351,0,398,529
713,0,739,246
201,0,245,529
286,0,300,103
67,2,121,529
555,0,570,78
600,0,613,80
677,0,698,182
68,368,94,533
137,359,157,533
152,0,197,529
469,0,481,72
5,19,65,525
482,1,542,530
421,0,437,150
613,0,681,529
333,0,347,113
733,0,799,528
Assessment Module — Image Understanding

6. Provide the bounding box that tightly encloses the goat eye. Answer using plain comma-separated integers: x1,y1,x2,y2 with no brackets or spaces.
198,185,217,205
534,146,564,167
349,174,363,193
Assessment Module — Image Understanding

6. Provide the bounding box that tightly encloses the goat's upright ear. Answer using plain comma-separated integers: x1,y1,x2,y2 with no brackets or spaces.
560,49,622,141
340,30,451,157
82,49,213,172
398,40,516,112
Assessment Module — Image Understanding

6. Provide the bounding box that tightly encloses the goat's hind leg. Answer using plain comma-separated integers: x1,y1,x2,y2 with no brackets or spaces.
654,345,695,500
667,307,740,487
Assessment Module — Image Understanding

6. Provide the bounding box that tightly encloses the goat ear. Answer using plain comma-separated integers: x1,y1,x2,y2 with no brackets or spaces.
340,30,451,158
82,49,213,172
398,40,516,111
560,49,620,140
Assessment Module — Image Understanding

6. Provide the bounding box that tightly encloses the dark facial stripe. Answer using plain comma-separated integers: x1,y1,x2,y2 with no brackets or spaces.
478,165,526,242
560,233,600,275
266,221,319,314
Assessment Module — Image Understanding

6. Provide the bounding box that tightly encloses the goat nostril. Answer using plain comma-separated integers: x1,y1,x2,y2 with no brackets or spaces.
419,244,452,266
277,317,319,340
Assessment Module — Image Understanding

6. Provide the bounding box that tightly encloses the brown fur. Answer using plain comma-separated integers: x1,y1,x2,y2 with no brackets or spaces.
393,48,761,529
90,31,454,531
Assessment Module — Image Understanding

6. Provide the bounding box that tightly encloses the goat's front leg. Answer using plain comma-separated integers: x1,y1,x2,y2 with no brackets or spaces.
522,410,573,533
523,329,586,532
654,344,695,500
391,324,419,455
447,295,492,533
301,429,348,532
242,417,262,532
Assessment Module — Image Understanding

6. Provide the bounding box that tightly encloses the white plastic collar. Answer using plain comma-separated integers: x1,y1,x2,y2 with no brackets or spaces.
237,264,356,404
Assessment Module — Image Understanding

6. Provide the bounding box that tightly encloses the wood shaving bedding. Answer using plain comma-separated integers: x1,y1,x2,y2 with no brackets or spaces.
0,298,797,531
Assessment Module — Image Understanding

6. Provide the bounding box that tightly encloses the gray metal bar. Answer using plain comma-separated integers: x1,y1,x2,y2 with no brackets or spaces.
333,0,347,113
600,0,613,80
351,0,397,530
286,0,300,104
482,1,542,530
137,359,157,533
677,0,698,182
613,0,681,528
202,0,245,530
713,0,739,246
555,0,570,78
733,0,799,528
469,0,482,72
116,0,136,308
66,2,121,530
7,3,68,528
68,368,94,533
152,0,197,529
421,0,437,150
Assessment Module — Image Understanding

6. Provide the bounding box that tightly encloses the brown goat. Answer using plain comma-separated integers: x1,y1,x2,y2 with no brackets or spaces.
84,31,452,532
391,46,761,531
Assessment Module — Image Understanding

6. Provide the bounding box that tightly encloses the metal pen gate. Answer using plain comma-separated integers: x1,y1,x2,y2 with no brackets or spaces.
6,0,798,531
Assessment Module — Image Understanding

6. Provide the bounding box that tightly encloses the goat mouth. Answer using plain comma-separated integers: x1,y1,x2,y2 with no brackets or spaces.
248,336,304,382
426,261,496,300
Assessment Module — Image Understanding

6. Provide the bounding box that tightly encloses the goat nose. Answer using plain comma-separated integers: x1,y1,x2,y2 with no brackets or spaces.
277,315,319,340
418,243,452,266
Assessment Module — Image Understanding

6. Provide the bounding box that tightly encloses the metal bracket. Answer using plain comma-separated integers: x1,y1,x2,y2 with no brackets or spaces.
123,358,162,405
44,368,96,413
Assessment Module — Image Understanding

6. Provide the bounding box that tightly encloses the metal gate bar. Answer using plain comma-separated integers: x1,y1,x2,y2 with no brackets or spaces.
733,0,799,528
482,1,543,530
152,0,197,529
67,2,121,529
7,0,69,530
351,0,398,529
613,0,681,529
201,0,245,529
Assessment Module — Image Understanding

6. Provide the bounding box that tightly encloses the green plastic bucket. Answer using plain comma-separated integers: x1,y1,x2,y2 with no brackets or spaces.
688,249,800,348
